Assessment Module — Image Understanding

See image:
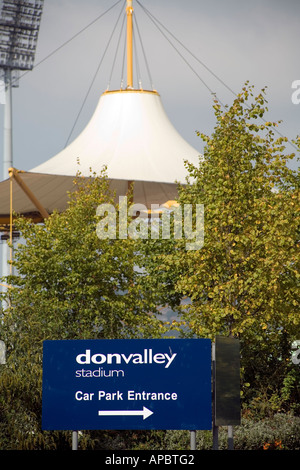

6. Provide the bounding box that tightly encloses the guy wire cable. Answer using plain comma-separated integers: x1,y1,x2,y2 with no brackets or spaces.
137,0,236,99
136,0,225,109
136,0,297,150
120,25,127,89
133,13,154,91
107,10,126,90
64,0,126,147
0,0,124,91
132,23,142,89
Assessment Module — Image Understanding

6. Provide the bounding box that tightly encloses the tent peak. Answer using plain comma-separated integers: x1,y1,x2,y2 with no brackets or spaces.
103,88,159,96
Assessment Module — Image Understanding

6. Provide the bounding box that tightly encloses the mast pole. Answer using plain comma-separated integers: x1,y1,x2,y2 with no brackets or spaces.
126,0,134,88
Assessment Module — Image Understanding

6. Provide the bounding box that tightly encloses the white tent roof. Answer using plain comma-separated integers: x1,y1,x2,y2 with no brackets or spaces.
0,88,201,224
31,89,200,184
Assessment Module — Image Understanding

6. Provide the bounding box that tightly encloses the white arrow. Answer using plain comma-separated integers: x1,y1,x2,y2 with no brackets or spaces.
98,406,153,420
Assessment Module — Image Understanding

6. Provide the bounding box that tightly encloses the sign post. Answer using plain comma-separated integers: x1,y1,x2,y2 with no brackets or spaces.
213,336,241,450
42,338,212,433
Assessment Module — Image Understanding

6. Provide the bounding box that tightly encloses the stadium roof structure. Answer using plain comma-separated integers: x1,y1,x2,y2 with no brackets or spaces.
0,0,201,229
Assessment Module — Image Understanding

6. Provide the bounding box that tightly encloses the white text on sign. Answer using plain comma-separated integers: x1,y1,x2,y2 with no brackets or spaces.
75,390,178,401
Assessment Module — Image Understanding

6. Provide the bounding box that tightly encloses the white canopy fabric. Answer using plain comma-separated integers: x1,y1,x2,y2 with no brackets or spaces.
31,89,200,183
0,89,201,224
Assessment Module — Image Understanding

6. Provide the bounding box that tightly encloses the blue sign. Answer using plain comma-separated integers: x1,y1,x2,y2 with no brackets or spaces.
42,339,211,431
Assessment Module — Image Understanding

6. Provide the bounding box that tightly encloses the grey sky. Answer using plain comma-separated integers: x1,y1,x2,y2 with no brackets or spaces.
0,0,299,180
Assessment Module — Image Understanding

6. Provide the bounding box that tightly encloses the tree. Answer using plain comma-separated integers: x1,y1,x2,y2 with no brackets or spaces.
0,171,166,449
146,83,300,414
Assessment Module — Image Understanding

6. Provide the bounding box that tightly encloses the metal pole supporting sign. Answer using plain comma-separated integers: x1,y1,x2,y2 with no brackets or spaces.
190,430,196,450
72,431,78,450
